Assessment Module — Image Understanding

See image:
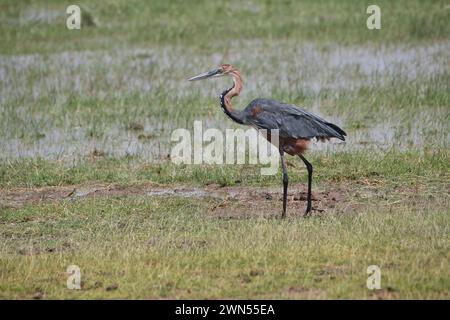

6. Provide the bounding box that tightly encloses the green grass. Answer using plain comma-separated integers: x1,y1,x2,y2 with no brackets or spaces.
0,0,449,299
0,195,448,299
0,150,448,189
2,0,449,54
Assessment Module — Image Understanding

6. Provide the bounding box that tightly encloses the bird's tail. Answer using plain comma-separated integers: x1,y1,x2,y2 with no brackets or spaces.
325,122,347,141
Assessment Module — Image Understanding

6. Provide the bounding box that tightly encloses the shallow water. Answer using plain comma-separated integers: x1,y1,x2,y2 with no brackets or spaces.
0,41,448,161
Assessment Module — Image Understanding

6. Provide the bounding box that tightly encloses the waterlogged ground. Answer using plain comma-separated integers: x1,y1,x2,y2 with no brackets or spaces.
1,41,449,160
0,0,449,299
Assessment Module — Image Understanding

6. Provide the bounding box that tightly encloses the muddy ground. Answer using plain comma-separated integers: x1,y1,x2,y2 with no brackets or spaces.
0,182,352,217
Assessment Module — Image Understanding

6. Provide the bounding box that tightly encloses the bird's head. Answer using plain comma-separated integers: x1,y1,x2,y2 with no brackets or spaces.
188,64,236,81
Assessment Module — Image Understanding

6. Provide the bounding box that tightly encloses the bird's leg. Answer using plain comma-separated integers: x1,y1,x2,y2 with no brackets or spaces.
279,149,288,219
299,154,313,215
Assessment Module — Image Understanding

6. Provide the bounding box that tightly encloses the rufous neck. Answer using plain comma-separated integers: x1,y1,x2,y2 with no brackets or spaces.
219,69,245,125
223,70,243,110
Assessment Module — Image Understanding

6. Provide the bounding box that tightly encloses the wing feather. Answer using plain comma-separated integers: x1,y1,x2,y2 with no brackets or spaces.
245,99,346,141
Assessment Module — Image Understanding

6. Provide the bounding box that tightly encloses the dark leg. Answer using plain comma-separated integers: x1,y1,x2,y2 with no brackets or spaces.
299,154,313,215
279,149,288,219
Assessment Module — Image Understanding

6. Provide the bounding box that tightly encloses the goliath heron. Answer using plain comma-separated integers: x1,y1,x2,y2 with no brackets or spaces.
188,64,346,218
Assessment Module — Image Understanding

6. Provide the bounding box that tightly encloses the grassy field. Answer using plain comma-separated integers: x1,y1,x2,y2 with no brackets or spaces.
0,0,449,299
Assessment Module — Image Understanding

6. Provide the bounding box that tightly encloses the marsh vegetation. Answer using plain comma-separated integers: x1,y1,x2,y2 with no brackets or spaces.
0,0,448,299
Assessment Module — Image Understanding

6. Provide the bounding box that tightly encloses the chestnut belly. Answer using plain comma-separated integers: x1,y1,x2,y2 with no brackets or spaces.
280,137,310,155
258,130,310,155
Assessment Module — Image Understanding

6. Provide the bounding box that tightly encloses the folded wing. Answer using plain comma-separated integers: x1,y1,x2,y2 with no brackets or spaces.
245,98,346,141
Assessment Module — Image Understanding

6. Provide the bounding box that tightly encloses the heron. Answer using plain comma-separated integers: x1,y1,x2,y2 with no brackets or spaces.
188,64,346,218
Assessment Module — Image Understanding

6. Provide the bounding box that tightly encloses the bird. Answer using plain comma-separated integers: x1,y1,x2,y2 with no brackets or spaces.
188,64,346,218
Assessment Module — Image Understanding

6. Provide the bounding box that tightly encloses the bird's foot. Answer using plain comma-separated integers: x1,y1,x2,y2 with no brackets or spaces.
303,207,323,217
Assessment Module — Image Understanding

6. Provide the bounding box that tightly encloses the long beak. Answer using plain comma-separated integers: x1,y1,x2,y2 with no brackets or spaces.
188,68,222,81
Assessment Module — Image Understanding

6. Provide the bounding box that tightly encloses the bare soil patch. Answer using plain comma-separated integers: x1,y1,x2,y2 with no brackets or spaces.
0,182,348,216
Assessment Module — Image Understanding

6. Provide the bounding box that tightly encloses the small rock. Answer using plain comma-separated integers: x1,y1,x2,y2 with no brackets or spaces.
32,291,44,300
106,284,118,291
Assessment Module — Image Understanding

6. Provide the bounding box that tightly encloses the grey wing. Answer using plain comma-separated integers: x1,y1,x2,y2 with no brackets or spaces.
246,99,346,141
